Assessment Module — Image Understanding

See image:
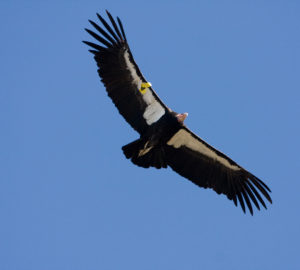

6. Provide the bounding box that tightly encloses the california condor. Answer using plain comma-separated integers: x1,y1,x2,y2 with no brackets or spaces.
83,11,272,215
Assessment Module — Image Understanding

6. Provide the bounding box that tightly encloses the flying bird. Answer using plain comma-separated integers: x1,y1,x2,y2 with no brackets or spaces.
83,11,272,215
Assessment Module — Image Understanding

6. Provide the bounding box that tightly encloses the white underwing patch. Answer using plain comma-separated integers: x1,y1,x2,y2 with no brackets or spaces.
167,129,240,171
123,50,165,125
142,96,165,125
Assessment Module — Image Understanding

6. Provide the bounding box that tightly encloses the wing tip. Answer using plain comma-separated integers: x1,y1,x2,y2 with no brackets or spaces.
242,173,272,215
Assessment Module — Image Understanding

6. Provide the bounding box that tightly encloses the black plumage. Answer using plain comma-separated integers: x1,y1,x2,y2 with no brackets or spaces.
83,11,272,215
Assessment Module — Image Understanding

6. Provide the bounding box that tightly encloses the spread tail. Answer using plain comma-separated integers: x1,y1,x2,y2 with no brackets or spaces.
122,139,167,169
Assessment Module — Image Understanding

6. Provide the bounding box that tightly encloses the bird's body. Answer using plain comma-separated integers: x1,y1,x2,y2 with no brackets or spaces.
122,111,181,169
84,11,272,214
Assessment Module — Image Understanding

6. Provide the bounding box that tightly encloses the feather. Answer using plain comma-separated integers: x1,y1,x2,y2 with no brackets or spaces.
96,13,120,43
84,29,112,48
88,20,117,45
106,10,123,41
82,40,106,52
117,17,127,41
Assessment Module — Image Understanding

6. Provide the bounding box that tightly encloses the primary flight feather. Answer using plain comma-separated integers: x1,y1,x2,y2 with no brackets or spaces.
83,11,272,215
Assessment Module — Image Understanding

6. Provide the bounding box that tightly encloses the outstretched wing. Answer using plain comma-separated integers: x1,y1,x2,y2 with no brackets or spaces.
165,126,272,215
83,11,169,135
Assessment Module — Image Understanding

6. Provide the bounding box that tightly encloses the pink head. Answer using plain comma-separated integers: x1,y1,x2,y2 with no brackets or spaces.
176,112,188,124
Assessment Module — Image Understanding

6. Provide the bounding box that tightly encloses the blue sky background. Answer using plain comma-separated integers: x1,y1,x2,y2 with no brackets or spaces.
1,1,300,269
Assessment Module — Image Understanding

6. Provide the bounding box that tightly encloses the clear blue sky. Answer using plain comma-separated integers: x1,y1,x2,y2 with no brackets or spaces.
1,1,300,269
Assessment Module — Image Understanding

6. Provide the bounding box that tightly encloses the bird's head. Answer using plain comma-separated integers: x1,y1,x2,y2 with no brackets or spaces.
176,112,188,124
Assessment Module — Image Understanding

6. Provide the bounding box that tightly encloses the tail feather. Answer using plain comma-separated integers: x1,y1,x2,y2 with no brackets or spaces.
122,139,167,169
122,139,141,159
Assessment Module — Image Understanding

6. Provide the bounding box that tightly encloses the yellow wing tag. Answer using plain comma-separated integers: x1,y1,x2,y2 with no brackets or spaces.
139,82,152,94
